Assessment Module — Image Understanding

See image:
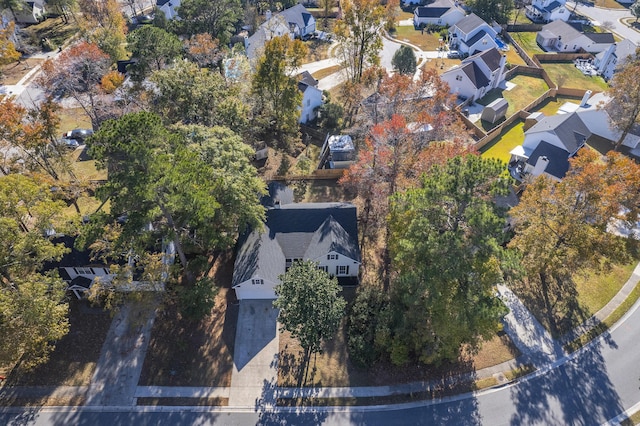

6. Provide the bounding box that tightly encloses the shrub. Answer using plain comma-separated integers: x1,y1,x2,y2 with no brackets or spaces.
347,286,389,368
178,277,218,321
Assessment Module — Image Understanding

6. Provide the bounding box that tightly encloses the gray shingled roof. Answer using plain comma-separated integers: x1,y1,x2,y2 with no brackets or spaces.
461,61,490,89
232,203,360,286
527,141,571,179
466,47,502,72
415,6,450,18
540,20,582,44
452,13,487,35
613,39,638,61
544,1,562,12
298,70,318,88
279,4,313,29
526,112,591,154
585,32,615,44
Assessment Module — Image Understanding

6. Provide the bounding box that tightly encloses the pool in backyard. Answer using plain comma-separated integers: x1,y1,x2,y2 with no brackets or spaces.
495,37,509,51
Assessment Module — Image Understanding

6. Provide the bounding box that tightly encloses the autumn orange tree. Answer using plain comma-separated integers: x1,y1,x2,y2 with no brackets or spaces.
0,22,20,66
38,42,112,129
78,0,128,61
606,47,640,151
509,150,640,334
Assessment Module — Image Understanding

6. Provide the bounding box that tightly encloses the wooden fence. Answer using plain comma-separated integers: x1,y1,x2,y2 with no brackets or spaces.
271,168,345,181
506,24,543,32
503,32,538,67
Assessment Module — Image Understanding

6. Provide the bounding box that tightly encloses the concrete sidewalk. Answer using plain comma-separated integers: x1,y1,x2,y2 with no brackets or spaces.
85,302,157,406
497,284,565,367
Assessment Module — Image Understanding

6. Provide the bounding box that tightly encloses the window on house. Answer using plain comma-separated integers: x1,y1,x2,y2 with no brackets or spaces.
456,75,463,81
327,254,338,260
318,265,328,273
337,265,349,275
251,278,264,285
307,99,311,106
74,267,94,275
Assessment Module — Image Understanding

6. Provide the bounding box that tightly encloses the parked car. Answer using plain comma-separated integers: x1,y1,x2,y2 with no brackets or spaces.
54,138,80,149
63,128,93,142
447,50,461,59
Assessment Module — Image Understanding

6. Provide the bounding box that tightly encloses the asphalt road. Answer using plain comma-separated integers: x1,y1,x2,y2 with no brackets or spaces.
567,1,640,44
3,294,640,425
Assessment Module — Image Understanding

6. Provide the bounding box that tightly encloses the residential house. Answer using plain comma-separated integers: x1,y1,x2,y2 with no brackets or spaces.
232,194,360,300
594,39,638,80
297,70,323,124
156,0,180,20
440,47,506,101
279,3,316,39
448,13,499,55
413,0,466,28
10,0,45,24
536,20,614,53
525,0,570,23
245,5,315,61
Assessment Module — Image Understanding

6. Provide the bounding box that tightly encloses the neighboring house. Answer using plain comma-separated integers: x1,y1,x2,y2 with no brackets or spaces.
232,193,360,300
481,97,509,124
297,70,323,124
11,0,45,24
441,47,506,102
44,235,173,299
536,20,614,53
245,13,291,61
245,5,315,61
525,0,570,23
156,0,180,20
448,13,499,55
594,39,638,80
413,0,465,28
279,3,315,39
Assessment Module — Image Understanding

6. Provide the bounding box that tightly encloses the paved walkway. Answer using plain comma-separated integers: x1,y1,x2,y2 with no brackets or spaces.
85,302,157,406
228,300,280,408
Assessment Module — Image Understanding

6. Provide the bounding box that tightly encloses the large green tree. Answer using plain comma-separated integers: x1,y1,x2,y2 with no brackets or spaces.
126,26,183,80
0,174,70,369
175,0,242,44
383,155,511,365
509,150,640,333
274,260,347,381
391,45,417,75
605,47,640,151
88,112,265,282
251,35,307,151
334,0,385,83
149,61,248,132
467,0,514,25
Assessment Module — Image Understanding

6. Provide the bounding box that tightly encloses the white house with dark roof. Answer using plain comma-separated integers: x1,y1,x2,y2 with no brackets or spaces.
525,0,570,23
440,47,506,101
594,39,638,80
448,13,499,55
232,187,360,300
279,3,315,39
536,20,614,53
413,0,465,28
245,14,291,61
297,70,323,123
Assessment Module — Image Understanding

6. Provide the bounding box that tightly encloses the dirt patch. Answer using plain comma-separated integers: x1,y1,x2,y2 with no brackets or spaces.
0,395,86,407
0,58,43,85
139,251,237,387
137,397,228,406
4,299,111,386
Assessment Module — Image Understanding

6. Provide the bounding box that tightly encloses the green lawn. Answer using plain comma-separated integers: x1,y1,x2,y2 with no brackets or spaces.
22,16,79,49
477,74,549,117
510,32,545,56
541,62,609,91
393,26,443,51
479,120,525,164
531,95,583,116
575,260,639,315
504,44,527,66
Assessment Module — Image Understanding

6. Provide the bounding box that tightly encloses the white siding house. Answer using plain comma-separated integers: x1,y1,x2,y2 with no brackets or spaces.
594,39,638,80
536,20,614,53
413,0,465,28
156,0,180,20
525,0,570,23
448,14,499,55
298,71,323,123
441,47,506,101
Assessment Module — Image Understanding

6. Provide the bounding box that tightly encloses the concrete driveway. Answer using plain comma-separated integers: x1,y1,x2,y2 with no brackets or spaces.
228,300,280,408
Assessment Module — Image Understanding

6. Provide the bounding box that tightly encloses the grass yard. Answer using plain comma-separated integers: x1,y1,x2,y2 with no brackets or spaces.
589,0,626,8
396,10,415,23
139,251,237,387
541,62,609,91
510,32,545,56
302,39,332,64
3,299,111,387
393,26,443,51
575,259,639,316
303,180,353,203
422,58,462,74
312,65,343,80
278,287,519,388
531,95,583,116
72,157,107,182
477,74,549,117
504,44,527,66
0,58,43,85
58,107,93,134
22,16,79,49
480,120,525,164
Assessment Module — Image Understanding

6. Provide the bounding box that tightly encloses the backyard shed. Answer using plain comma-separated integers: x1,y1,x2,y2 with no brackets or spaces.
481,98,509,124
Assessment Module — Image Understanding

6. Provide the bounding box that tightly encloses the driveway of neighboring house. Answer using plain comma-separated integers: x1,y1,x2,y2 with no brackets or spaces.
228,300,280,408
